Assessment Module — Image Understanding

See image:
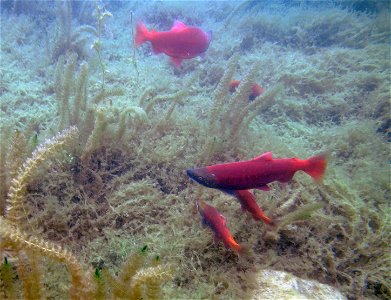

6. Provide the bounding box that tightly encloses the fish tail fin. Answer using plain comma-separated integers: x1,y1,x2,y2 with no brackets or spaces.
255,211,274,226
135,22,149,46
304,153,328,183
225,235,242,253
233,243,242,253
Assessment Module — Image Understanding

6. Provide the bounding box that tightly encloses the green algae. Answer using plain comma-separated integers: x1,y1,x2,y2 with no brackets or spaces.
0,1,389,299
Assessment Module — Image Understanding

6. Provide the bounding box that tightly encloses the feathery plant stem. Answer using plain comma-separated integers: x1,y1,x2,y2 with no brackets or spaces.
6,126,79,228
130,11,140,79
92,5,112,92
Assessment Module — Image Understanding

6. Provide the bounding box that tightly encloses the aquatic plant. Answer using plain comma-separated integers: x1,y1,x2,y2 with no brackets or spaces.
6,127,78,227
129,11,140,79
0,129,29,215
0,127,171,299
53,54,125,136
229,2,390,50
51,0,97,62
0,127,88,299
91,4,112,91
201,55,282,162
1,2,389,299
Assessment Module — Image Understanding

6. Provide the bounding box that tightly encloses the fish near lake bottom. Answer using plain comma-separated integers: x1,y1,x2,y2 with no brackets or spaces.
135,20,211,68
187,152,328,191
231,189,273,225
228,80,265,101
196,200,242,253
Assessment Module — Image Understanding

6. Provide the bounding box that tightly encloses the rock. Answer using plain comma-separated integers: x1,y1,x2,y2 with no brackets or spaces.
253,270,346,300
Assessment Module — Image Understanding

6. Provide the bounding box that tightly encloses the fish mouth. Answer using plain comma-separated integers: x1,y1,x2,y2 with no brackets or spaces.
186,168,217,188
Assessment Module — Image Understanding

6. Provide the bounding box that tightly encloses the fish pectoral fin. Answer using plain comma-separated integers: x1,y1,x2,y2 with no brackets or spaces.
218,188,236,195
219,214,227,226
151,44,163,54
280,172,295,182
170,57,183,68
256,185,271,191
212,234,221,244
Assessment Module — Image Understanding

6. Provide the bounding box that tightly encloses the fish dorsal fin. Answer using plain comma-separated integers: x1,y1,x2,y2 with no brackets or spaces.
253,152,273,161
171,21,187,32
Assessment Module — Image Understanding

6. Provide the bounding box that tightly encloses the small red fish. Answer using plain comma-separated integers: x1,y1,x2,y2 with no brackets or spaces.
228,80,265,101
249,83,265,101
196,200,241,253
187,152,327,191
228,80,241,93
135,20,211,68
232,190,273,225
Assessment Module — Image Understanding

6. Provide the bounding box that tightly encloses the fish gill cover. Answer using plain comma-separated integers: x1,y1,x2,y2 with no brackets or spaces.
0,0,390,299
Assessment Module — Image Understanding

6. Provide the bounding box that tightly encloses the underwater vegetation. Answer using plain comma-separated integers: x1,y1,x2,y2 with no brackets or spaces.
0,0,390,299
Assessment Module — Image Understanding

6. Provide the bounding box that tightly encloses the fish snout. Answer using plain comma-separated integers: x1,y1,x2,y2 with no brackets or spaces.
186,168,217,188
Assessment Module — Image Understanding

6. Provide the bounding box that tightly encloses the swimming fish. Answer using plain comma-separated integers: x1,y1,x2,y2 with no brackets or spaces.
187,152,327,191
228,80,265,101
228,80,241,93
196,200,241,252
135,20,211,68
231,190,273,225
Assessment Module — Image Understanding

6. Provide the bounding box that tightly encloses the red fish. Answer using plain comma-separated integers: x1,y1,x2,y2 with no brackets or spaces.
249,83,265,100
228,80,241,93
228,80,265,101
135,21,211,68
196,200,241,252
232,190,273,225
187,152,327,191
